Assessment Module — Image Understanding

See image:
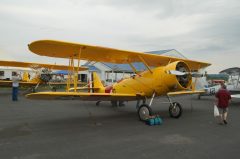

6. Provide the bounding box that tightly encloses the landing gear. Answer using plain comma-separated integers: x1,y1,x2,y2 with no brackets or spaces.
31,82,40,93
137,93,154,121
31,87,36,93
136,94,183,121
137,104,152,121
169,102,182,118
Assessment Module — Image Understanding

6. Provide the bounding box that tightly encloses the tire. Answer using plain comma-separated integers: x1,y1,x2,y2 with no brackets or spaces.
169,102,182,118
138,104,152,121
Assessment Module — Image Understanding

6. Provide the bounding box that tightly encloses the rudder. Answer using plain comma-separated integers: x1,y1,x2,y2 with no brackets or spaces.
90,72,105,93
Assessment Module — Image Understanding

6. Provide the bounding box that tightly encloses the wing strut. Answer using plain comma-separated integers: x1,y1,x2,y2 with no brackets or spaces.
66,57,72,92
138,55,152,73
128,62,138,74
66,49,82,92
74,49,82,92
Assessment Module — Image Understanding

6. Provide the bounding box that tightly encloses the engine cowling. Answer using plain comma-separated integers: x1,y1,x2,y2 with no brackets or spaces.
164,61,192,91
40,74,53,82
39,68,53,83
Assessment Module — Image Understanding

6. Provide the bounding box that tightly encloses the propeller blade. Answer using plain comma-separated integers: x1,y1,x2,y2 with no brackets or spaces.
191,72,204,77
167,70,186,76
167,70,204,77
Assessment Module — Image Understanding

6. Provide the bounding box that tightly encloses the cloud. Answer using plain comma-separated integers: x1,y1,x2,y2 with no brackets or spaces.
0,0,239,73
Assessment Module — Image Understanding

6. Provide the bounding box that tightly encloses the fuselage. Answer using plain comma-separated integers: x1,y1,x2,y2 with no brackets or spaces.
112,61,192,98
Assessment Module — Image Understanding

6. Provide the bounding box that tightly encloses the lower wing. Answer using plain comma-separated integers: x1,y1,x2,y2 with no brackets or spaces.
167,90,205,96
48,82,87,86
0,80,37,86
68,87,99,92
26,92,140,101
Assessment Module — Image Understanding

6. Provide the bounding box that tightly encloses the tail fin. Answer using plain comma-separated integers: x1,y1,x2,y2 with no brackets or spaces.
90,72,105,93
22,72,30,82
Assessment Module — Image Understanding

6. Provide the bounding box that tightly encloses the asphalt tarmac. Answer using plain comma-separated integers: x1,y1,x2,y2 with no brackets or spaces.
0,89,240,159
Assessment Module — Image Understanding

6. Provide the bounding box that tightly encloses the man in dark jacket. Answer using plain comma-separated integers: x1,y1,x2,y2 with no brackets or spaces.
215,83,231,124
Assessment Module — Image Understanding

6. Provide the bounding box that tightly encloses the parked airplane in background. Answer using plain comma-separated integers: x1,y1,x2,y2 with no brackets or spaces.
197,67,240,99
26,40,211,120
220,67,240,98
0,60,87,92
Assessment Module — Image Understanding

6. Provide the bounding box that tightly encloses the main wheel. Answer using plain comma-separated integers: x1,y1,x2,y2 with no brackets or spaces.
169,102,182,118
138,104,152,121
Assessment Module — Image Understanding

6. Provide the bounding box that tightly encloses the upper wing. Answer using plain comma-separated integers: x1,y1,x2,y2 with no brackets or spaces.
26,92,140,101
0,60,87,71
219,67,240,76
28,40,211,70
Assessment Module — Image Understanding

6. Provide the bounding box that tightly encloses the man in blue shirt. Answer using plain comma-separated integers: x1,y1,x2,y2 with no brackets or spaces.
12,72,21,101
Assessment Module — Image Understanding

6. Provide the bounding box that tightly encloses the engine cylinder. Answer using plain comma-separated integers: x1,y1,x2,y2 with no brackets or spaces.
163,61,192,91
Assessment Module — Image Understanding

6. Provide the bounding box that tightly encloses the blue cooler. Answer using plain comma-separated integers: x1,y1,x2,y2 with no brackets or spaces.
146,118,155,126
155,117,163,125
154,117,160,125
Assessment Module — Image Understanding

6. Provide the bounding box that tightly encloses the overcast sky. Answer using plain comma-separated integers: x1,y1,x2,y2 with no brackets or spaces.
0,0,239,73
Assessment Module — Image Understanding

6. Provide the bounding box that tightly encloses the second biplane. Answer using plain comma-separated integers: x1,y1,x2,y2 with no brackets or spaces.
0,60,87,92
26,40,211,120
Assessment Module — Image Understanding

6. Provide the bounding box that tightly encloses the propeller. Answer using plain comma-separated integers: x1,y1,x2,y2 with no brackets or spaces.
167,70,204,77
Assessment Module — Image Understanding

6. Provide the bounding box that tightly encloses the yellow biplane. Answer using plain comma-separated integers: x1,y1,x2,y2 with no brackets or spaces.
0,60,87,92
26,40,211,120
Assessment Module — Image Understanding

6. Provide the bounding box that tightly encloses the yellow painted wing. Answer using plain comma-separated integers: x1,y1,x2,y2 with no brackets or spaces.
0,60,87,71
48,82,87,86
167,90,205,96
29,40,211,70
26,92,140,101
68,87,99,91
0,80,38,86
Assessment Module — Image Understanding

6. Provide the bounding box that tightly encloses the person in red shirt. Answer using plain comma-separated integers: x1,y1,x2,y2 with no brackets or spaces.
215,83,231,124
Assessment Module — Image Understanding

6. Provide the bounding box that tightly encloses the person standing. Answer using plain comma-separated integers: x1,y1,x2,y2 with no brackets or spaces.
12,72,21,101
215,83,231,124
